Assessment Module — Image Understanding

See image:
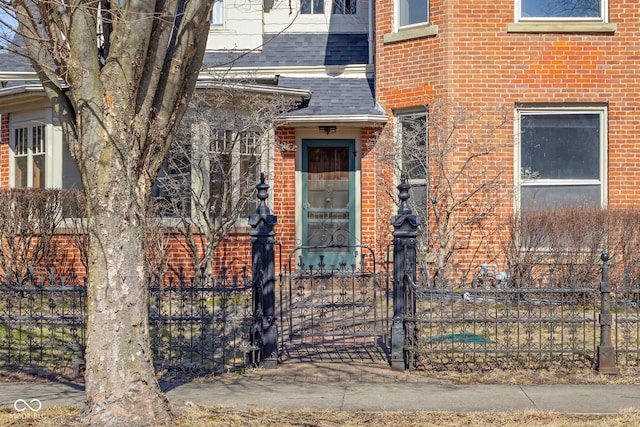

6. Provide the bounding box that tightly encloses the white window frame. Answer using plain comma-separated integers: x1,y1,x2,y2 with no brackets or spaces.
395,0,429,31
156,122,270,224
9,113,52,189
514,105,608,212
515,0,607,23
211,0,224,27
300,0,325,14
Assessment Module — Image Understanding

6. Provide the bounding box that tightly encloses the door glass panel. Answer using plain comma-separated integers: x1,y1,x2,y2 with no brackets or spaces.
302,141,355,268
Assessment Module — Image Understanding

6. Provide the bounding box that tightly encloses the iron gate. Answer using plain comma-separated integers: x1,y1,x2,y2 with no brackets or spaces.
278,245,390,362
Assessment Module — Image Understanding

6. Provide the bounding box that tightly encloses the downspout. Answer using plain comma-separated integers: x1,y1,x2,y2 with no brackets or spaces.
368,0,374,65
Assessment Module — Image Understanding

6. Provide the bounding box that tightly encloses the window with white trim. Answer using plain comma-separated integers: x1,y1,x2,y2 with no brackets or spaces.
211,0,224,27
516,106,606,212
153,124,264,221
301,0,324,14
10,119,82,190
517,0,606,22
13,124,46,188
397,0,429,28
209,128,261,218
397,109,428,212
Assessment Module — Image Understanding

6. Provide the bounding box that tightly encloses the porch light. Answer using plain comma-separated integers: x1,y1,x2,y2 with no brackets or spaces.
318,125,336,135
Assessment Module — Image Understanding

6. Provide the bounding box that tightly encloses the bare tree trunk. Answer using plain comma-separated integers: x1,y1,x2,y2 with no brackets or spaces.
81,181,170,425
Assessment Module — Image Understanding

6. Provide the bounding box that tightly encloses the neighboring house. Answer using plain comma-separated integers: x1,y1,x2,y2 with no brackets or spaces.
375,0,640,273
0,1,388,275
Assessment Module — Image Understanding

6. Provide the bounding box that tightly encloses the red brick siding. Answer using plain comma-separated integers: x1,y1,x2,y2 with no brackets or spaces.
0,114,9,188
375,0,640,272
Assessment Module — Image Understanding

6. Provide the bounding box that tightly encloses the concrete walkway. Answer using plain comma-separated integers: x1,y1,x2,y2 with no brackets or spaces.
2,363,640,414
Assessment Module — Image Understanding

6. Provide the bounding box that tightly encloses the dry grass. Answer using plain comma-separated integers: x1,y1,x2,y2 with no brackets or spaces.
1,406,640,427
417,365,640,385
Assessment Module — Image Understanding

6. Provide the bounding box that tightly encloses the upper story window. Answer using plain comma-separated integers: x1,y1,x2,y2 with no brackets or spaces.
211,0,224,27
332,0,356,14
516,106,607,212
301,0,325,14
398,0,429,28
517,0,605,22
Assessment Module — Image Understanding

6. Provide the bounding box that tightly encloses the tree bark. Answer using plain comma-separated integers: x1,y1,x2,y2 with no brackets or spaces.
81,191,171,425
4,2,214,424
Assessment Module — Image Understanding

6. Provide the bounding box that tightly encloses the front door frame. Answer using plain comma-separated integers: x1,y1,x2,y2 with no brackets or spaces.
295,131,362,269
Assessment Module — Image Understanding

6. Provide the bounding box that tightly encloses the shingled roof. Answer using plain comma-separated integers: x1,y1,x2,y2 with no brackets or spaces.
278,76,384,118
202,33,369,68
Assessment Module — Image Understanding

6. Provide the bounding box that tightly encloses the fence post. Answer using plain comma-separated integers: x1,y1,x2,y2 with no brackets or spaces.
597,253,618,374
390,175,420,371
249,173,278,369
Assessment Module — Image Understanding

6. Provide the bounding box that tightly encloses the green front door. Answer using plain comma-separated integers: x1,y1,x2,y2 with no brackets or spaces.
301,139,356,268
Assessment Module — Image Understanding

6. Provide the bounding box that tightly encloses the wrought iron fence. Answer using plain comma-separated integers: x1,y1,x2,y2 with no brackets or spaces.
278,247,390,362
0,268,256,379
612,270,640,367
0,271,86,376
404,271,601,371
148,268,255,378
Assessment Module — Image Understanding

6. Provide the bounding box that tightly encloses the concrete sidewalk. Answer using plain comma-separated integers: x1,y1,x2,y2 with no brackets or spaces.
1,364,639,414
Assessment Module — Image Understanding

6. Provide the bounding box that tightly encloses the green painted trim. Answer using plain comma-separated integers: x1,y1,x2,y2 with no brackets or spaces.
301,139,357,268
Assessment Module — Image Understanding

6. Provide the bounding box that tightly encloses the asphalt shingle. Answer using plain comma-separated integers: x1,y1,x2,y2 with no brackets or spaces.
278,76,384,118
203,33,369,68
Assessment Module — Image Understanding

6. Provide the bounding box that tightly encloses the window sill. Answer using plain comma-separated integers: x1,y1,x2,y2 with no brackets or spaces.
383,24,438,44
209,26,233,33
507,22,617,34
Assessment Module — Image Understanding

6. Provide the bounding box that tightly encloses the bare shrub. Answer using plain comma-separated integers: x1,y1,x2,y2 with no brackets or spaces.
62,190,89,272
502,205,640,285
377,100,512,278
63,190,170,277
0,188,65,280
156,79,299,273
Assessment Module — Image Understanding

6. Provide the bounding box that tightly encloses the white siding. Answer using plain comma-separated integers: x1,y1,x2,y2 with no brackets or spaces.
206,0,369,51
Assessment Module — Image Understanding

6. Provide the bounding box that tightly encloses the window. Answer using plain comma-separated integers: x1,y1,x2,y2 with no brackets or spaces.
153,124,263,221
398,0,428,28
12,124,46,188
209,129,261,219
518,0,605,21
301,0,324,14
9,113,84,220
516,107,606,212
332,0,356,14
397,110,428,212
11,120,81,191
211,0,224,26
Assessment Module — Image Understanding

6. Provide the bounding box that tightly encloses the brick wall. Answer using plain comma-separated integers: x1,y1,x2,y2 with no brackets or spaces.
273,127,297,267
0,114,8,188
375,0,640,273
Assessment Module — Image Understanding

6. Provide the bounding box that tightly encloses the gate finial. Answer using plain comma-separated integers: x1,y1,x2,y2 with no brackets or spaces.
397,174,412,216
